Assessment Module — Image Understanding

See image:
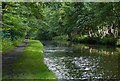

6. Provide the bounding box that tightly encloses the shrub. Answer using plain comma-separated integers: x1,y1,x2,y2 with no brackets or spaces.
72,35,88,42
116,39,120,47
83,37,100,44
2,37,14,52
99,37,117,45
52,35,68,41
72,35,117,45
13,37,24,46
2,37,25,53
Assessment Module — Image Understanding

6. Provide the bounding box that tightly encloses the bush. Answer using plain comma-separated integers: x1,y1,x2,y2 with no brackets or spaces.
116,39,120,47
72,35,100,44
2,37,14,52
99,37,117,45
83,37,100,44
52,35,69,41
72,35,88,42
72,35,117,45
13,37,24,46
2,37,25,53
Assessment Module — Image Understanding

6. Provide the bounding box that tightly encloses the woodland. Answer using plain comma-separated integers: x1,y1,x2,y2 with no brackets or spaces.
1,2,120,52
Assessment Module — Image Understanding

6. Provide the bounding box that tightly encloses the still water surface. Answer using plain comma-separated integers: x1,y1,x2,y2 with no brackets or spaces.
42,41,120,80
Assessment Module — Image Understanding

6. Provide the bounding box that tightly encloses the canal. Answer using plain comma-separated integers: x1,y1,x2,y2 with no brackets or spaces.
42,41,120,80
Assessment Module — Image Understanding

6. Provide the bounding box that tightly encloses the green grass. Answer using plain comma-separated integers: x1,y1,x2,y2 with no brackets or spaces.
1,37,25,53
1,38,14,53
3,40,57,79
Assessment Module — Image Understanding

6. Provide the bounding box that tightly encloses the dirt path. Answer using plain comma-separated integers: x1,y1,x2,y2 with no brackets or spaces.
2,41,29,77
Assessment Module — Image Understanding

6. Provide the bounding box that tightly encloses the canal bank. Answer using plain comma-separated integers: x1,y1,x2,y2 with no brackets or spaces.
2,40,57,79
52,35,120,47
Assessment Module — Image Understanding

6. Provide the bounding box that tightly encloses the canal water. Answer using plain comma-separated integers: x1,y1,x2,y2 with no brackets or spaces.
42,41,120,80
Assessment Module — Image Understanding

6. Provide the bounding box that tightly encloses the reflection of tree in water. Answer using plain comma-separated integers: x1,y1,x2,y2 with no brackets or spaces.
88,48,119,56
54,41,119,56
73,43,119,56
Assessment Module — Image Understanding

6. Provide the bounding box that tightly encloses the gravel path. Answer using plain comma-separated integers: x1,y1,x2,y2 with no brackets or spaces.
2,41,30,77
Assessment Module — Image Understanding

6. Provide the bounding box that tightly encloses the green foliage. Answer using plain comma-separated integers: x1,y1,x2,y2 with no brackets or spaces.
12,37,24,46
2,38,14,53
2,37,24,53
52,35,68,41
40,2,120,45
116,39,120,47
72,35,88,42
3,13,29,38
117,48,120,53
2,2,120,48
72,36,117,45
35,28,53,40
2,2,45,52
2,2,44,39
99,37,117,45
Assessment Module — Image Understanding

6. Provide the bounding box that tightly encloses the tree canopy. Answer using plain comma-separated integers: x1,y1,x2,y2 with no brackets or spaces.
2,2,120,44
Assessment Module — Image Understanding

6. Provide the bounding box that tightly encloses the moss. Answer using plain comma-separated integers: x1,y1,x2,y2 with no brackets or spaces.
3,40,57,79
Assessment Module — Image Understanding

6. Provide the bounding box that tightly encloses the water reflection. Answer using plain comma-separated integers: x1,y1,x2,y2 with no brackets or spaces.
43,41,120,80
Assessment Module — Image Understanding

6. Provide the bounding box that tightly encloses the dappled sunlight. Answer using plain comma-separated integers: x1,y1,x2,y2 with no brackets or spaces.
28,49,43,53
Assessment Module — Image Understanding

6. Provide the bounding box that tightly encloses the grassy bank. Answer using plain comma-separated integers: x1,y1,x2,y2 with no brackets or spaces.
1,37,25,53
3,40,57,79
72,36,120,46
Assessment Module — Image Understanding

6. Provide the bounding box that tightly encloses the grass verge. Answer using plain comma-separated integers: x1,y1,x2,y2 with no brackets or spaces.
1,37,25,53
3,40,57,79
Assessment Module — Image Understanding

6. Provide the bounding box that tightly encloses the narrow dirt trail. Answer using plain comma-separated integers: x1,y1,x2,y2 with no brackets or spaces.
2,41,29,77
